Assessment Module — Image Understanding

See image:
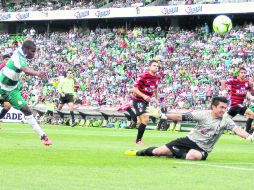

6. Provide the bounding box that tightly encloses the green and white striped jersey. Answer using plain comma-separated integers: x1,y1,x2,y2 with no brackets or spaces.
0,48,27,91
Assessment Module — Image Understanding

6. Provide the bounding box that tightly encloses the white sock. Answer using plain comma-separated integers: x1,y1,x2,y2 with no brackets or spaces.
25,115,45,138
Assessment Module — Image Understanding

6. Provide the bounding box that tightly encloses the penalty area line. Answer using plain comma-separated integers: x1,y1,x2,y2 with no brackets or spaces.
175,161,254,171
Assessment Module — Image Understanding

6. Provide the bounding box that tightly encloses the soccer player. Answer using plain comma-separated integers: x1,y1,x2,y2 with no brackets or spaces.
125,97,253,160
0,54,12,120
221,67,254,119
0,40,52,146
57,69,77,127
127,59,160,145
245,93,254,133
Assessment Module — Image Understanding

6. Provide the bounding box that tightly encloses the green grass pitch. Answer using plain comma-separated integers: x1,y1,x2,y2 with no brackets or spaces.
0,123,254,190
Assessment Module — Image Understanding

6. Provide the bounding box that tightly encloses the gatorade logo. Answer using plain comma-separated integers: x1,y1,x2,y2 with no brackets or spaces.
3,113,22,120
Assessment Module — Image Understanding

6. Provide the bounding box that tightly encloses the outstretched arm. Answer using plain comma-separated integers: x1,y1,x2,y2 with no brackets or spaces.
146,106,190,121
21,66,46,79
234,127,253,141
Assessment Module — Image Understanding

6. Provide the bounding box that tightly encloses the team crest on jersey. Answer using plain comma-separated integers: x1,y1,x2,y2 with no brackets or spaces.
18,101,22,105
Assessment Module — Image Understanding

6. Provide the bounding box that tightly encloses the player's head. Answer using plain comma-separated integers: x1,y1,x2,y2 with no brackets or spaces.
2,54,10,65
22,40,36,60
148,59,160,74
66,69,73,78
12,41,18,49
238,67,247,80
211,96,228,118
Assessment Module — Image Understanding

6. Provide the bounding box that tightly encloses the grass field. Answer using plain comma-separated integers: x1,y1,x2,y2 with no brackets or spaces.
0,123,254,190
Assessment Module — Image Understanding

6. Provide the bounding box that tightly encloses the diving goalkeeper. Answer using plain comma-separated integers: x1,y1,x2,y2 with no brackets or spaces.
125,97,253,160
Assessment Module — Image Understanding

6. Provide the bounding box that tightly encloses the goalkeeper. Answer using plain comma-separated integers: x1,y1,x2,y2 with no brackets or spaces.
125,97,253,160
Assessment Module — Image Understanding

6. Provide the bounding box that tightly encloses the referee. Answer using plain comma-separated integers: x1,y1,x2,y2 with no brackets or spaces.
57,69,77,127
125,97,253,160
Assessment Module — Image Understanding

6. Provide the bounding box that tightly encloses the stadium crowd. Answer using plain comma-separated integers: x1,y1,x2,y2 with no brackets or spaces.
0,23,254,111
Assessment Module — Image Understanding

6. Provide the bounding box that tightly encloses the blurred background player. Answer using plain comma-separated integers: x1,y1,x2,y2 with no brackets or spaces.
0,40,52,146
57,69,77,127
221,67,254,119
0,54,12,120
245,92,254,133
119,59,161,145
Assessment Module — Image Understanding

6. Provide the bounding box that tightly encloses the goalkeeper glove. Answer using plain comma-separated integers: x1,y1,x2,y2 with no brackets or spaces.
146,106,167,119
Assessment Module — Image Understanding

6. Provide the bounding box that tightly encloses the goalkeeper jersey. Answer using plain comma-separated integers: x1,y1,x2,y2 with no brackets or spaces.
0,47,27,91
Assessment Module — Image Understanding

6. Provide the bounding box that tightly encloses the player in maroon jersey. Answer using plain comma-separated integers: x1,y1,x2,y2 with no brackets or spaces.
221,67,254,118
0,54,12,120
130,60,161,145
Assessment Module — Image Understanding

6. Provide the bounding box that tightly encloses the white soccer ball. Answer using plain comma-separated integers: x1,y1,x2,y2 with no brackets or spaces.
213,15,232,35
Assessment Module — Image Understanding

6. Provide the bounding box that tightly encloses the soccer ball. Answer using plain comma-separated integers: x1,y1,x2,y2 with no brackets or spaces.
213,15,232,35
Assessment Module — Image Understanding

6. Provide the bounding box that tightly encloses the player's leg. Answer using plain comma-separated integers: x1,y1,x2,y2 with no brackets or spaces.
136,113,149,145
66,94,77,127
7,88,52,145
244,108,254,119
185,149,204,160
118,101,137,123
132,100,149,144
57,96,65,124
67,101,77,127
0,101,11,119
134,145,172,156
245,118,253,133
244,103,254,119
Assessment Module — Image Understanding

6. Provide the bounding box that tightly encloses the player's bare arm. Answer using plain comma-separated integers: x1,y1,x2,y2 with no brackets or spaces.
132,87,150,101
220,80,227,90
234,127,253,141
21,66,46,79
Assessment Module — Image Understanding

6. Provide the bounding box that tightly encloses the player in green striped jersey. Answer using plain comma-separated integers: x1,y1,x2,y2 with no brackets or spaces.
0,40,52,146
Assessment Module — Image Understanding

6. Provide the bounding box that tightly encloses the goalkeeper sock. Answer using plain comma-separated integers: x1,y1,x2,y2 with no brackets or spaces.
126,107,137,123
137,147,157,156
245,118,253,133
26,115,45,137
70,111,75,122
0,108,8,119
136,123,146,142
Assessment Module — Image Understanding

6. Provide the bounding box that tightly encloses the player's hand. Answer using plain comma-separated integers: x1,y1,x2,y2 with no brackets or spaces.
38,71,47,79
143,95,151,102
61,93,65,97
41,135,52,146
246,134,253,142
146,106,167,119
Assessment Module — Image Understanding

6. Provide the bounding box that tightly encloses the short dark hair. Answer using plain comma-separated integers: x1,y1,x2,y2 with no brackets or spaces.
149,59,160,66
67,69,73,73
22,40,36,50
211,96,228,108
2,54,10,59
239,67,246,72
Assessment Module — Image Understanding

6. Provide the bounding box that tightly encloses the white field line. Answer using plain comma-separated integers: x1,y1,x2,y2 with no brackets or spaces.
175,161,254,171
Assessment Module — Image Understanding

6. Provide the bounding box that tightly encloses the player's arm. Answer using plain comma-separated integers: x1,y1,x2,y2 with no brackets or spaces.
57,80,64,96
220,80,228,90
234,127,253,141
226,119,253,141
20,66,45,78
146,106,193,121
249,82,254,96
132,87,150,101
